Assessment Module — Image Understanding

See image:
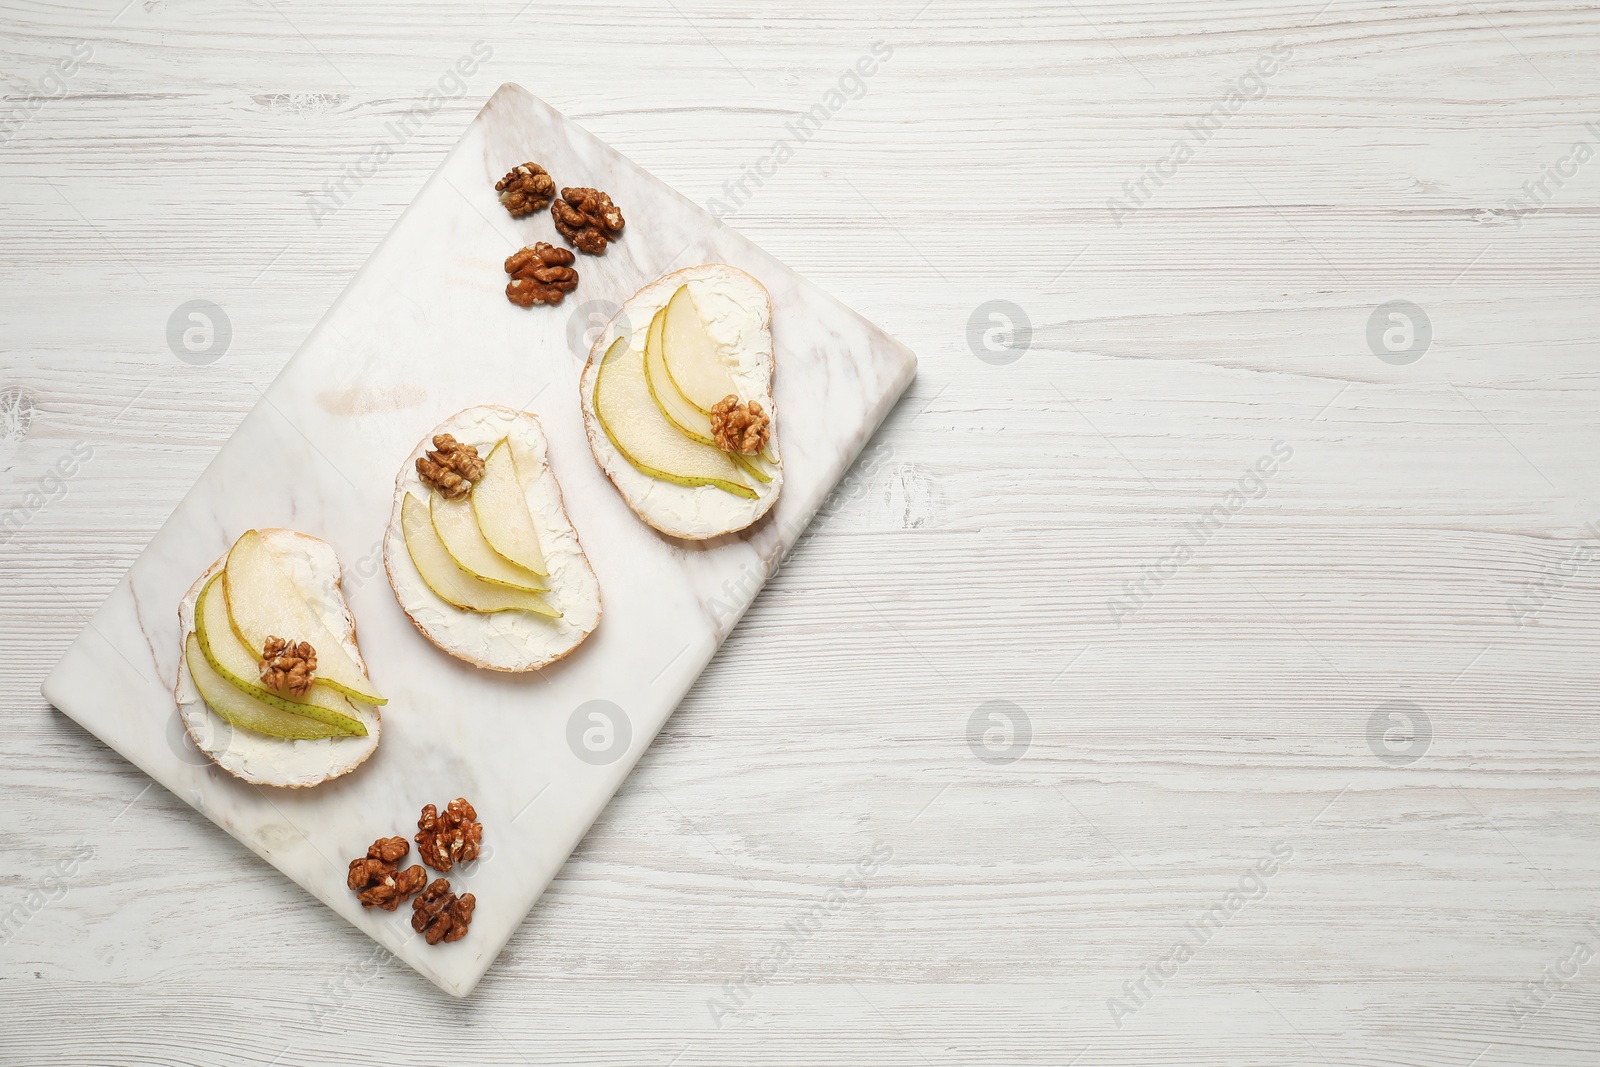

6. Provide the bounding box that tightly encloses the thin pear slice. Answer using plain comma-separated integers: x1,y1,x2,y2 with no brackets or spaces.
472,440,548,577
661,284,739,414
186,634,358,740
402,494,560,617
222,530,387,705
733,453,774,483
594,336,756,499
195,574,370,733
431,489,546,592
644,306,716,443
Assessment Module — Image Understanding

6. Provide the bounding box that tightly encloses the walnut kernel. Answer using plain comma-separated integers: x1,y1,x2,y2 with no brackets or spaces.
416,434,485,499
347,837,427,911
411,878,476,945
710,395,771,455
495,162,556,216
505,242,579,307
415,797,483,873
551,186,624,254
260,636,316,697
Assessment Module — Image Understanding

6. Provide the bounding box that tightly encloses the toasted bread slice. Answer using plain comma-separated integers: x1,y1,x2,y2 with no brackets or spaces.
174,529,380,788
384,406,601,671
580,264,782,539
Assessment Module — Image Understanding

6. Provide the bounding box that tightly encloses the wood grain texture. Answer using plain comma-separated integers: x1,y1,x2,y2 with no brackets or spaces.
3,0,1599,1062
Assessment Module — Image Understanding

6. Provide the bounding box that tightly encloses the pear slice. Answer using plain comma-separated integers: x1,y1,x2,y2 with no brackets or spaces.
594,335,756,499
661,284,739,414
195,574,369,734
222,530,387,705
402,493,560,617
732,453,774,484
472,440,549,577
431,489,546,592
645,306,716,443
186,633,358,740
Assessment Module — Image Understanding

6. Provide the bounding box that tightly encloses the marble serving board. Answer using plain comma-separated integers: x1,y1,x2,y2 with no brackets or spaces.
41,84,917,997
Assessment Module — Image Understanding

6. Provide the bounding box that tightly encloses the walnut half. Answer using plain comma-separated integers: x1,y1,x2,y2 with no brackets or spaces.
411,878,476,945
551,186,624,255
505,242,579,307
416,434,484,499
710,395,770,455
260,636,316,697
415,797,483,873
347,837,427,911
495,162,555,217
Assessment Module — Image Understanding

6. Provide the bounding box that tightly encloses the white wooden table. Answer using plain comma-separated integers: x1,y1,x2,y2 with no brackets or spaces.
4,1,1598,1063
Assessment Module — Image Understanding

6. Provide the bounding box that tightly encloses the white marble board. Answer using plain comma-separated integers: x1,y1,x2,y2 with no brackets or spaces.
40,83,917,998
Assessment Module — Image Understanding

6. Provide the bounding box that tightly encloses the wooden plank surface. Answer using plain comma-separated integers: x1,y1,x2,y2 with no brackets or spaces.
3,0,1599,1062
